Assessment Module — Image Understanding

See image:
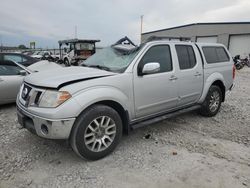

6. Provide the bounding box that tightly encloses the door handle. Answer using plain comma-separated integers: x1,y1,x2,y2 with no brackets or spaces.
169,75,178,81
194,72,202,77
0,78,4,82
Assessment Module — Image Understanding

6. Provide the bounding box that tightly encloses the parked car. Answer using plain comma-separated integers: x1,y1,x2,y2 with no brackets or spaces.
21,51,34,56
0,60,62,105
16,36,234,160
0,52,39,67
31,51,52,60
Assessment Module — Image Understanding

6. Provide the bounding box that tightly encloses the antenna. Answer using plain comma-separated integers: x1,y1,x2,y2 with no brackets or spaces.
0,35,2,52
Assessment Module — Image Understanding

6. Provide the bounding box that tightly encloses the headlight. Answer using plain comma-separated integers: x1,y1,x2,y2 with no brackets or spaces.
39,90,71,108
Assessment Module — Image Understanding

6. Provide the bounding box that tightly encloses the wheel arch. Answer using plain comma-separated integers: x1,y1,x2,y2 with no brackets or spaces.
71,87,132,135
94,100,130,134
198,72,226,103
211,80,225,102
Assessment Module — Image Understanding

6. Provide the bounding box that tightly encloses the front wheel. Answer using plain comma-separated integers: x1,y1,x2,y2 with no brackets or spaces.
199,85,222,117
70,105,123,160
64,58,70,66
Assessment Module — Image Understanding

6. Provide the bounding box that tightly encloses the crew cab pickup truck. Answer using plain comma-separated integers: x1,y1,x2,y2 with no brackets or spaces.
16,37,235,160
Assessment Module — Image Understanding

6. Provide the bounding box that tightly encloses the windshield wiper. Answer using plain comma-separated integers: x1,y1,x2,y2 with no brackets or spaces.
88,65,110,71
81,63,110,71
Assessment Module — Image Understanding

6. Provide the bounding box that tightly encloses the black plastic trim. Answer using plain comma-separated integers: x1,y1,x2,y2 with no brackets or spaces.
57,75,113,89
130,105,201,130
24,75,113,90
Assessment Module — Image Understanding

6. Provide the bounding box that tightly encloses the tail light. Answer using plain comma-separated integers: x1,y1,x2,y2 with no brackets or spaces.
233,65,236,80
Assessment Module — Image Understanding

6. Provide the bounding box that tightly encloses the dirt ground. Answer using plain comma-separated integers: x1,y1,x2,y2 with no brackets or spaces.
0,68,250,188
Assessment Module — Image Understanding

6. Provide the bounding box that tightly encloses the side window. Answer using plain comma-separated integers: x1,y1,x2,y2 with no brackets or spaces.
216,48,229,62
21,57,28,64
0,61,22,76
175,45,196,70
4,55,23,64
202,47,230,63
138,45,172,74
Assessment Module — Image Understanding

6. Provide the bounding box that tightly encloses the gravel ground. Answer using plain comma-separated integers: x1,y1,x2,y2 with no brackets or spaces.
0,68,250,188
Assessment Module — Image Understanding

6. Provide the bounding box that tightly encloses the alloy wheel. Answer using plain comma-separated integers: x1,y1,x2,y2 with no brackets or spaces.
84,116,116,152
209,91,220,112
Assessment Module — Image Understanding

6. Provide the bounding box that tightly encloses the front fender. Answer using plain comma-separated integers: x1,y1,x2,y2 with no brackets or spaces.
198,72,225,103
73,86,132,117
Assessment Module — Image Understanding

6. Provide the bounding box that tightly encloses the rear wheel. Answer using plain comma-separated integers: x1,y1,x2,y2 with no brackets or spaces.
199,85,222,117
70,105,123,160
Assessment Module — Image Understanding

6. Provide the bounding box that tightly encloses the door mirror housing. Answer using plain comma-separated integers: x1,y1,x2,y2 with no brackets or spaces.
141,62,160,75
19,70,27,76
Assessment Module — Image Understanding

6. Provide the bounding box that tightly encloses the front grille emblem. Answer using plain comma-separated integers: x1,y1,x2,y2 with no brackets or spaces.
22,87,28,99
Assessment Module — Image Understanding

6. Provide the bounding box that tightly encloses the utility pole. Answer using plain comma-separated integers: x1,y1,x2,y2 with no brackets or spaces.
75,25,78,39
140,15,144,44
0,35,2,52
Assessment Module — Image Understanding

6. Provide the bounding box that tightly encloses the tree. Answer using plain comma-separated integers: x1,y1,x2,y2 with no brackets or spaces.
18,44,27,49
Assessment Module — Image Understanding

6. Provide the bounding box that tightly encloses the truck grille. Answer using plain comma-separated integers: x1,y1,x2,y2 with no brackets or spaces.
20,83,44,107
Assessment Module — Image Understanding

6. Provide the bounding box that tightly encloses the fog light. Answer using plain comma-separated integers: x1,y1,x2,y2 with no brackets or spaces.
41,124,49,135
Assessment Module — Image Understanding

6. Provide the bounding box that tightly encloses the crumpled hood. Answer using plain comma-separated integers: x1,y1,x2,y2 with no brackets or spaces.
24,66,117,89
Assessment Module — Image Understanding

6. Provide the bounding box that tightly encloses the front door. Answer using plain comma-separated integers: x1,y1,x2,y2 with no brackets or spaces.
133,44,179,118
0,61,25,104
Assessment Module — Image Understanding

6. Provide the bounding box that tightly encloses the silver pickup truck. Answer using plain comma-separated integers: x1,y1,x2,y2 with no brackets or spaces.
16,37,235,160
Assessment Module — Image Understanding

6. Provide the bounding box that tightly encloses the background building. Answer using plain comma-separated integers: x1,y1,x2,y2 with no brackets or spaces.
141,22,250,58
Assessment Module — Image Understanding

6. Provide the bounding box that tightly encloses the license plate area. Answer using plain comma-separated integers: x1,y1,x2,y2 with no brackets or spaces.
17,107,36,134
17,111,25,127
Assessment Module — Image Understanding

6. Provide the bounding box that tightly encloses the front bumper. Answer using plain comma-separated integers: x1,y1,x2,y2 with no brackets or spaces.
17,102,75,139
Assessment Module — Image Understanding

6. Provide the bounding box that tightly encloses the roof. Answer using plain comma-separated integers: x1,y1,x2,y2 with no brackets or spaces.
58,38,101,44
142,22,250,35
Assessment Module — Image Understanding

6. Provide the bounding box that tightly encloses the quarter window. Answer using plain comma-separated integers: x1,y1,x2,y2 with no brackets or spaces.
138,45,172,74
175,45,196,70
202,47,230,63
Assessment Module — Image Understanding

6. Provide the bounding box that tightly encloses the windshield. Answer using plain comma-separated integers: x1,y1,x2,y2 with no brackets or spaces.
76,43,95,50
81,46,141,73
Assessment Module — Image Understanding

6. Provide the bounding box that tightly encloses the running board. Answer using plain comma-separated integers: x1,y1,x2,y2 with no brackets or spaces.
131,105,201,130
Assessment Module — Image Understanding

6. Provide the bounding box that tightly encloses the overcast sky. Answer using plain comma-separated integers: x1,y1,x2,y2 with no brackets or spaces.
0,0,249,48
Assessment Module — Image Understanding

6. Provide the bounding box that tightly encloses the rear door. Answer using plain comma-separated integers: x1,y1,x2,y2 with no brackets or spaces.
175,44,203,107
0,61,25,104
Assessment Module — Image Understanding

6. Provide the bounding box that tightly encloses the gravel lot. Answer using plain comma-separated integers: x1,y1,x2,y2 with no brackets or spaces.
1,68,250,188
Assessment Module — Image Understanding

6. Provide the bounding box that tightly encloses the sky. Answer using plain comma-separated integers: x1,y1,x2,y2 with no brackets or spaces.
0,0,250,48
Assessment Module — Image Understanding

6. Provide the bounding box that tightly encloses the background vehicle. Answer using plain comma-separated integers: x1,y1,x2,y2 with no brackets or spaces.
233,55,244,70
31,51,52,60
0,52,39,67
0,60,61,105
58,38,100,66
17,36,234,160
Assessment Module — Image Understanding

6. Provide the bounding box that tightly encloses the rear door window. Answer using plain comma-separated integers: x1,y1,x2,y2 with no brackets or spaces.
202,47,230,63
175,45,196,70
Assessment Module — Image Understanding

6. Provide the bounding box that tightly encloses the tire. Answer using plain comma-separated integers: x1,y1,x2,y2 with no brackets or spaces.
235,65,241,70
64,59,70,66
70,105,123,160
199,85,222,117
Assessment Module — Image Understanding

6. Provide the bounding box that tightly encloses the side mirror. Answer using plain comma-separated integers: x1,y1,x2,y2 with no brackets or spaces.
141,62,160,75
19,70,27,76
